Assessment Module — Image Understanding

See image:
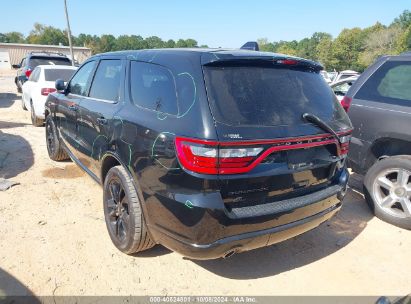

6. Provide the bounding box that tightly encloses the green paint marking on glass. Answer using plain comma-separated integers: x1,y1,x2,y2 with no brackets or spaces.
177,72,197,118
185,200,194,209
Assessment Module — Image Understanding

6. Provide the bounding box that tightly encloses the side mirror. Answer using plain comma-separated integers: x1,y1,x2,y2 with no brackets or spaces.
12,64,21,69
55,79,67,92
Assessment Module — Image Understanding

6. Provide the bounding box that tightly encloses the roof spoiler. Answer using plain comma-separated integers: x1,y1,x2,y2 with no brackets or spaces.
240,41,259,51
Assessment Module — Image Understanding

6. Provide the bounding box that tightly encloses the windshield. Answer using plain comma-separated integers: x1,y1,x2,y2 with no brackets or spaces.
30,57,71,68
203,66,347,127
44,69,76,82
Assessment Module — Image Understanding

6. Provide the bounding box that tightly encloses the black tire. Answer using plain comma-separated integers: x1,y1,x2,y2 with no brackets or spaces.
103,166,155,254
45,116,69,161
364,155,411,230
30,101,44,127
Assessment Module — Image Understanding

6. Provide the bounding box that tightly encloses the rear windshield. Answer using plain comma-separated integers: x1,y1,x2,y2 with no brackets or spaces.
204,66,347,126
44,69,75,82
29,57,71,68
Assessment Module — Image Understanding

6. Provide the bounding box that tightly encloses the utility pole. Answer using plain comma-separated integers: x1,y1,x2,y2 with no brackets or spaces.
64,0,75,66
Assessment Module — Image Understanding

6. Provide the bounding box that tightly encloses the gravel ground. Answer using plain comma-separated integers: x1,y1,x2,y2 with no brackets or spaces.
0,69,410,298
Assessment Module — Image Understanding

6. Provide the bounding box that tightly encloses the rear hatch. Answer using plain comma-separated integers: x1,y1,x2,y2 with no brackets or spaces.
201,52,352,207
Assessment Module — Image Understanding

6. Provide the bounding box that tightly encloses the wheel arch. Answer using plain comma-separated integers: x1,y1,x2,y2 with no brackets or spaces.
100,152,135,184
365,137,411,171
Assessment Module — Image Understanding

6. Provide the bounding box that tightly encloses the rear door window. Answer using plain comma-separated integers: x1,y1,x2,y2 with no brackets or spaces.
204,66,346,126
44,69,76,82
89,60,123,101
130,61,178,115
355,61,411,104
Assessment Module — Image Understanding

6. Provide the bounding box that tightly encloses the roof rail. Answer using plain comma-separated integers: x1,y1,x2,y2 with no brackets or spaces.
29,51,68,57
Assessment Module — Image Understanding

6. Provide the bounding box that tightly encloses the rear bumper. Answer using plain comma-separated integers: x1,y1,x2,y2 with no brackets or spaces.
146,169,348,259
151,202,341,260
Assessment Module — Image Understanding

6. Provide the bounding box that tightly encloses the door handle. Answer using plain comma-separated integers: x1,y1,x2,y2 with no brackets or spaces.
68,104,78,111
97,117,108,125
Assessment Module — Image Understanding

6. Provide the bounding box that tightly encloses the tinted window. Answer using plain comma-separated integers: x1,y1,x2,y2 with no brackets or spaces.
44,69,76,82
204,66,347,126
356,61,411,104
29,57,71,68
130,62,178,115
89,60,123,101
68,61,97,96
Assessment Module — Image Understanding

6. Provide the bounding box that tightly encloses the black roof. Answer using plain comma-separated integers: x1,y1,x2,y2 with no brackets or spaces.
95,48,323,70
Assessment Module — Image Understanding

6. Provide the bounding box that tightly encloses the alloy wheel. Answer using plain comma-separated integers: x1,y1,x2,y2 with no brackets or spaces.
46,121,55,155
373,168,411,218
106,179,130,242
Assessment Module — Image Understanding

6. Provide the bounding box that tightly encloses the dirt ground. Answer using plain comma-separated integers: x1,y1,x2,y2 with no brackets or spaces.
0,69,410,298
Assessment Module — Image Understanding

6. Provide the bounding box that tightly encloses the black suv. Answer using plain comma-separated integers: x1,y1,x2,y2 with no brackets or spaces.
13,52,72,93
44,49,352,259
345,52,411,230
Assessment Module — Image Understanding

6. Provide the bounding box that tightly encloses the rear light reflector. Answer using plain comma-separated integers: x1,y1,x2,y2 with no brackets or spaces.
25,69,32,78
41,88,57,96
175,132,352,175
340,96,352,112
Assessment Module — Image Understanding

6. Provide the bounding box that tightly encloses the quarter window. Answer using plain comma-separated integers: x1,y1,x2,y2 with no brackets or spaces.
89,60,123,101
68,61,97,96
356,61,411,104
130,61,178,115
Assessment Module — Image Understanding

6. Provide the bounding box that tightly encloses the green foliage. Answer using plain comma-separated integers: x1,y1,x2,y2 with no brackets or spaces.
1,9,410,70
257,10,411,71
396,24,411,53
0,32,26,43
391,10,411,29
26,23,68,45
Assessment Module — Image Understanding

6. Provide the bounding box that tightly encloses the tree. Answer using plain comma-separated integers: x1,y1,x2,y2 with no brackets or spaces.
97,34,116,53
184,39,198,48
391,10,411,29
165,39,176,48
26,23,68,45
0,32,25,43
316,36,335,69
396,24,411,53
331,28,366,71
145,36,165,49
359,26,402,67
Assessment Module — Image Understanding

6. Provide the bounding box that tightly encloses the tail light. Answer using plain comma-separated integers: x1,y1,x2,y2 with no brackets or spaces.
175,132,352,175
25,69,32,78
340,96,352,112
41,88,57,96
339,134,352,156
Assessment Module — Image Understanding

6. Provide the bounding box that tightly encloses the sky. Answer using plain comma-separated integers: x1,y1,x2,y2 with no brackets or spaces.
0,0,409,48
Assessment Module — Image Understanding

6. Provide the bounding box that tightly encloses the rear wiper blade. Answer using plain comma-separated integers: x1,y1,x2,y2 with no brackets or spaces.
302,113,341,145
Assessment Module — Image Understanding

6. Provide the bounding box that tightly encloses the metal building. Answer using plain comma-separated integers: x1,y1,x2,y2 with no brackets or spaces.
0,43,92,69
